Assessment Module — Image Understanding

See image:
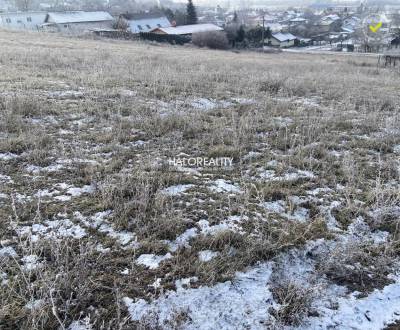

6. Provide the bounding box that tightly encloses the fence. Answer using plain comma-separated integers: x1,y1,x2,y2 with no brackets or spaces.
139,32,191,45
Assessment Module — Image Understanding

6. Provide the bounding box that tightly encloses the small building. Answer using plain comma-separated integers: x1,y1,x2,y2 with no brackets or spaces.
289,17,307,26
42,11,113,33
119,12,171,34
150,24,223,36
265,32,297,47
0,11,47,30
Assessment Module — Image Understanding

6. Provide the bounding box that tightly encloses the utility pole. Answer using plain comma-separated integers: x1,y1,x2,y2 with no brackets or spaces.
261,14,265,49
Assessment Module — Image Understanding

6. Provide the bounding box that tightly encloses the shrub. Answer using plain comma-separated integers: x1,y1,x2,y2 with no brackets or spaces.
192,31,229,50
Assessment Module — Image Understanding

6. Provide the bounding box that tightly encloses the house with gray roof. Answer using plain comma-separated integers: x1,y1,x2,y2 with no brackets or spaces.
120,12,171,34
265,32,297,47
42,11,113,33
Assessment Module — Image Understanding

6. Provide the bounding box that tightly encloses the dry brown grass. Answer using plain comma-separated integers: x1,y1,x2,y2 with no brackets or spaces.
0,29,399,328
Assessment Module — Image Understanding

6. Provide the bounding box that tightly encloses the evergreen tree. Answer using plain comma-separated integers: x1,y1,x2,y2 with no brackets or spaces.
186,0,198,25
232,11,238,23
236,25,245,43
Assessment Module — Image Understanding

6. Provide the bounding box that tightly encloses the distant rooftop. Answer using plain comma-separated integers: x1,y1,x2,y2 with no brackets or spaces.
152,24,223,35
45,11,113,24
271,32,297,42
121,11,165,21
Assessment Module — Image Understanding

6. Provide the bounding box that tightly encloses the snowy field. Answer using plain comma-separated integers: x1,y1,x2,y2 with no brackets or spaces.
0,29,399,329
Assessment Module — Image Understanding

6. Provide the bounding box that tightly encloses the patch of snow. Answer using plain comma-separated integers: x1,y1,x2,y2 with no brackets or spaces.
299,278,400,330
243,151,262,161
21,255,41,271
121,268,130,275
394,145,400,154
75,211,138,248
25,299,44,311
307,187,333,196
151,278,162,289
257,169,315,182
0,174,13,184
190,98,234,111
0,246,17,258
198,216,246,235
263,200,286,214
199,250,219,262
67,318,91,330
35,189,58,198
136,253,172,270
347,217,389,245
273,116,293,128
168,227,199,252
319,201,341,230
0,152,19,161
54,195,72,202
47,90,84,99
66,185,95,197
161,184,194,196
119,89,137,97
123,262,274,329
17,219,86,241
175,277,198,291
26,164,64,174
231,97,256,105
209,179,243,194
262,200,309,222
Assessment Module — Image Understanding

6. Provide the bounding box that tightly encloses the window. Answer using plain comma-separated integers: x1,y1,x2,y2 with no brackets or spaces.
137,25,143,30
5,18,11,23
27,17,32,22
64,24,69,28
146,24,151,29
157,24,161,27
17,20,22,24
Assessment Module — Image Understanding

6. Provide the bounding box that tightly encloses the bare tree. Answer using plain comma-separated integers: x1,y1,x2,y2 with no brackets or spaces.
14,0,31,11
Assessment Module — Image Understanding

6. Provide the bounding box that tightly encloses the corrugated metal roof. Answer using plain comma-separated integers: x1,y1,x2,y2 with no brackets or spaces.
46,11,113,24
152,24,223,35
271,32,297,42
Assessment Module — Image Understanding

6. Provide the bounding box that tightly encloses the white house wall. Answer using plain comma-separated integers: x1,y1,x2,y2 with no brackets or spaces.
0,12,47,30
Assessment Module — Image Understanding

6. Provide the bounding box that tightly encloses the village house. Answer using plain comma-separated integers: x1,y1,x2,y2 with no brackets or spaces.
150,23,223,36
42,11,113,33
119,12,171,34
265,32,297,47
0,11,47,30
